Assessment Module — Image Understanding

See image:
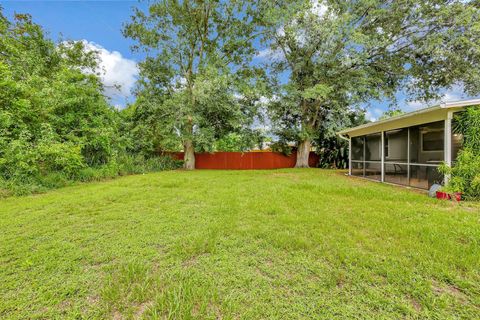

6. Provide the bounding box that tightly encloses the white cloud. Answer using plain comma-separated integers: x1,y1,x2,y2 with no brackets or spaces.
403,85,467,111
404,100,426,111
256,48,284,60
81,40,139,107
365,107,383,122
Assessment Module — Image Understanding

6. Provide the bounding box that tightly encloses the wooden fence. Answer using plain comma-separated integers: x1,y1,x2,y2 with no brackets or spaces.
168,151,319,170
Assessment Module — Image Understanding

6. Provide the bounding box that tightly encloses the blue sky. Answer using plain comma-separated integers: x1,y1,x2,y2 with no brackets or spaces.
1,0,474,119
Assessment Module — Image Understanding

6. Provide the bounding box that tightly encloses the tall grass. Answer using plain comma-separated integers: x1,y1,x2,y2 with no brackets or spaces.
0,154,182,197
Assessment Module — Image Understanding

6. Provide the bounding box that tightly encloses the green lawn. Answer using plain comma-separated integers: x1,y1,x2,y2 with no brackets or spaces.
1,169,479,319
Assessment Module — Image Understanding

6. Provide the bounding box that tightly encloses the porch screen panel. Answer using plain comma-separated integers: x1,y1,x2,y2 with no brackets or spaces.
365,162,381,180
351,136,365,177
409,121,444,165
351,162,364,177
384,128,408,163
365,133,381,181
365,133,381,161
410,165,443,189
384,163,408,185
351,137,364,161
408,121,444,189
384,128,408,185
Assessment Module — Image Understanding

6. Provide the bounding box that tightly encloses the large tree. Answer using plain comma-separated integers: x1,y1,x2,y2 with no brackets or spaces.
124,0,263,169
259,0,480,167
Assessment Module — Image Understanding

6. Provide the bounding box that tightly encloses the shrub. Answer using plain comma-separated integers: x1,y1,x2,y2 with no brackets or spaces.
440,106,480,200
117,154,183,175
0,155,182,197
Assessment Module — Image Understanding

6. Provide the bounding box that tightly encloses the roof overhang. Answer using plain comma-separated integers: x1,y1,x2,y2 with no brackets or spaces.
338,98,480,138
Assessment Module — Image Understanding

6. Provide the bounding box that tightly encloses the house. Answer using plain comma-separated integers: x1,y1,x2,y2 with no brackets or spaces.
338,99,480,190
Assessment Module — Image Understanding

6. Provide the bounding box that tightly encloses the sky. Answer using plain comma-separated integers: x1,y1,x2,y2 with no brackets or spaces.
0,0,476,120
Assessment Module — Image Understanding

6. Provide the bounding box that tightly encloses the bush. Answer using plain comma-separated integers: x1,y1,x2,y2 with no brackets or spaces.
0,155,182,197
440,106,480,200
117,154,183,175
76,164,119,182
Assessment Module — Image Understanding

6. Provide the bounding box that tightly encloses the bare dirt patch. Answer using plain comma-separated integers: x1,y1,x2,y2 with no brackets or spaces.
134,301,154,319
432,280,468,304
409,296,422,312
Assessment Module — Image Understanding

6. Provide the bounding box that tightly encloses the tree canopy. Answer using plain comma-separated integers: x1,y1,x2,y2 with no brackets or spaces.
257,0,480,167
123,0,266,169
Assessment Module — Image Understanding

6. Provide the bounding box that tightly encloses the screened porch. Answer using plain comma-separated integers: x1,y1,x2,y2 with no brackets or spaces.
349,119,463,190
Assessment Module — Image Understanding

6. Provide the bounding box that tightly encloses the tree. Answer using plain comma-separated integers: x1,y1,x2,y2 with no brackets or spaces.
0,10,121,181
123,0,263,169
258,0,480,167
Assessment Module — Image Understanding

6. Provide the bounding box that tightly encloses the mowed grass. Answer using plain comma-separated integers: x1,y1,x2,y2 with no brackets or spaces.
1,169,479,319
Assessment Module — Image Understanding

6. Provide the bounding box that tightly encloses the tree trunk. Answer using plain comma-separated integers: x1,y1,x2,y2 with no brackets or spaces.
295,139,311,168
183,140,195,170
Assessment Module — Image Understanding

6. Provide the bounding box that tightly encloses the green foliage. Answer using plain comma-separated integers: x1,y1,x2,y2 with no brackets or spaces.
316,138,349,169
441,106,480,200
0,10,180,196
315,111,368,169
116,154,183,176
0,154,182,197
213,131,266,152
270,141,293,156
453,106,480,151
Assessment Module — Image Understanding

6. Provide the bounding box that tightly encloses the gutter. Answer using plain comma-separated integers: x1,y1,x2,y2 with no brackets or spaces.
440,98,480,108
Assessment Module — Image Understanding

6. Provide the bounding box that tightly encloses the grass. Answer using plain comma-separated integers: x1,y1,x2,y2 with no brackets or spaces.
0,169,479,319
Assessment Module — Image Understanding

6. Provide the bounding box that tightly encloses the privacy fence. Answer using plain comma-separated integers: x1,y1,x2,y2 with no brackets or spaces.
168,151,319,170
